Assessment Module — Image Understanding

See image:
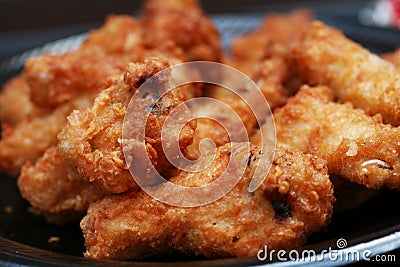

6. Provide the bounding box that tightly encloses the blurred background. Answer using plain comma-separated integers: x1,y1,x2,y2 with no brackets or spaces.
0,0,395,61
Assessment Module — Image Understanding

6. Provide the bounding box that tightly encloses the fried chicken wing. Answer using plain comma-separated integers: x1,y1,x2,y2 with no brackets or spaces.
141,0,222,62
81,143,334,260
58,59,197,193
257,85,400,189
0,93,94,176
18,146,108,224
294,21,400,126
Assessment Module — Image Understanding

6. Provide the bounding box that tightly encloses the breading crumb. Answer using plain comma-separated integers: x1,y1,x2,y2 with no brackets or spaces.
48,236,60,243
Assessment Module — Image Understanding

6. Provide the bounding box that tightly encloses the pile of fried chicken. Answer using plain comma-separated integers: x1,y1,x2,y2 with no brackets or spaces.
1,0,399,260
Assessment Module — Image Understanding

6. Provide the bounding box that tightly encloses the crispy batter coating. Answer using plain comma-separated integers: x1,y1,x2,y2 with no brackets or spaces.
81,143,334,260
231,10,311,63
0,93,94,176
227,10,307,109
253,58,290,108
141,0,222,62
25,51,124,108
18,147,108,224
382,48,400,67
58,59,197,193
294,21,400,126
259,85,400,189
79,15,143,55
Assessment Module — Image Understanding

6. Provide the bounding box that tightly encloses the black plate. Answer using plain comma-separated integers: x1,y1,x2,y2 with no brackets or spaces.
1,5,400,267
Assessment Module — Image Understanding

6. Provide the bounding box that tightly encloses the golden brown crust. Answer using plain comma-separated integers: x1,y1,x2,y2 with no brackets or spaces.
0,74,45,125
81,143,334,260
18,147,108,224
0,93,94,176
230,10,311,64
253,58,290,109
141,0,222,62
265,85,400,189
294,21,400,126
227,11,310,109
25,16,144,108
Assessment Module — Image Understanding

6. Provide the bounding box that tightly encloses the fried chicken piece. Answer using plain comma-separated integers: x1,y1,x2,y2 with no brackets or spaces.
294,21,400,126
257,85,400,189
0,74,46,125
81,143,334,260
231,10,311,64
141,0,222,62
58,59,197,194
25,15,144,108
382,48,400,67
18,146,108,224
0,93,94,176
